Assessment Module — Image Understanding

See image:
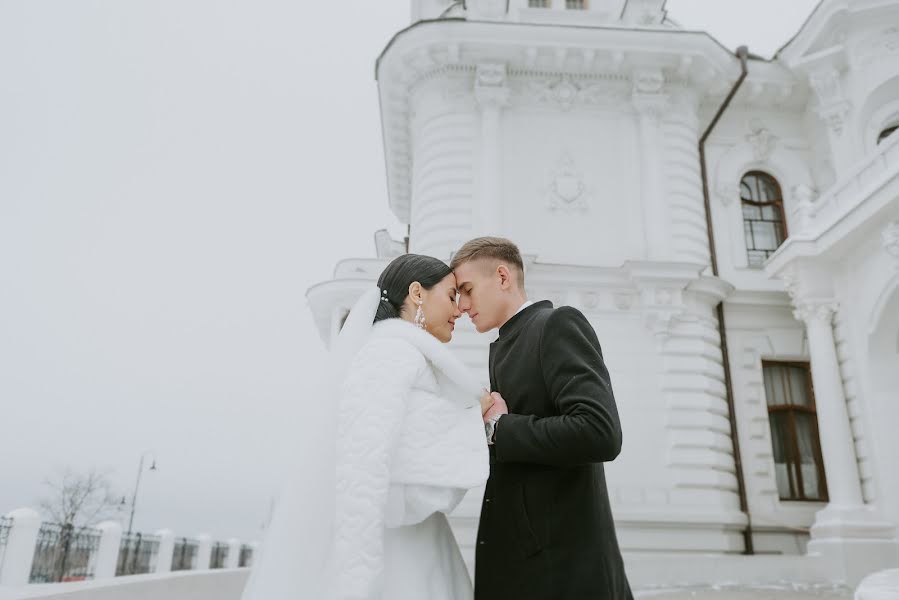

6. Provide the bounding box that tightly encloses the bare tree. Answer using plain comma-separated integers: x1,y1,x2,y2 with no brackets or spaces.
39,468,123,529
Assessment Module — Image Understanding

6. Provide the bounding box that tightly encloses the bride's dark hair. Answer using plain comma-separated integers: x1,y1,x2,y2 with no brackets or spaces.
374,254,453,324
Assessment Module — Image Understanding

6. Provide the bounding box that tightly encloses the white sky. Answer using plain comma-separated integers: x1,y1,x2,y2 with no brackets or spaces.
0,0,818,542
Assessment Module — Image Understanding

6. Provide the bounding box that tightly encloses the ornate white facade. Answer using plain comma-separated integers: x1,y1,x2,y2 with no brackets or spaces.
308,0,899,588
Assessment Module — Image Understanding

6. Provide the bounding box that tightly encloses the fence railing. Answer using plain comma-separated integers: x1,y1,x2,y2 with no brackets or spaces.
29,523,102,583
171,537,199,571
209,542,228,569
116,532,161,576
238,543,253,568
0,508,258,587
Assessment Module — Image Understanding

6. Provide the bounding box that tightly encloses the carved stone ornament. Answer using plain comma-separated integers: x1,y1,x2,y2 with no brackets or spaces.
746,119,778,162
475,63,509,108
476,63,506,87
633,69,665,94
792,299,839,326
631,69,668,119
791,184,818,234
546,153,590,212
523,76,627,112
809,68,851,135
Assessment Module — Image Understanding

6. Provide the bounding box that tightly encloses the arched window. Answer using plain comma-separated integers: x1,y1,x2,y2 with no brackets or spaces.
878,125,898,145
741,171,787,268
566,0,587,8
528,0,550,7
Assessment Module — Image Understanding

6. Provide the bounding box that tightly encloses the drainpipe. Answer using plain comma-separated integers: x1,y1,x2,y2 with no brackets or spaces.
698,45,755,555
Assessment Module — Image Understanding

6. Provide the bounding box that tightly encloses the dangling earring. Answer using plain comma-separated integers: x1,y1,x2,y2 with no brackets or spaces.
414,300,426,330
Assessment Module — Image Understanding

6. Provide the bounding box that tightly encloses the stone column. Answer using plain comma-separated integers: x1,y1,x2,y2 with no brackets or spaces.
94,521,123,580
785,280,898,584
632,69,670,261
473,63,509,237
195,534,212,570
225,538,241,569
0,508,41,586
154,528,175,573
793,299,865,510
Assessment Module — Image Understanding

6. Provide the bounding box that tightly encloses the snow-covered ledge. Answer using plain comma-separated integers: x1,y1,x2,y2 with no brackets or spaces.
855,569,899,600
0,569,249,600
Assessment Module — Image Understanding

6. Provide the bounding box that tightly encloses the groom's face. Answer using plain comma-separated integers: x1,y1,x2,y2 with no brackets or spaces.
454,260,502,333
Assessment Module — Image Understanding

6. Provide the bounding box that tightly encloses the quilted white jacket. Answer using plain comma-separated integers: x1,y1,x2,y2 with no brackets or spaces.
330,317,489,599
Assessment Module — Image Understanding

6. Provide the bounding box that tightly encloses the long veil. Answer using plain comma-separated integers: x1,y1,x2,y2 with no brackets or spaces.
241,287,381,599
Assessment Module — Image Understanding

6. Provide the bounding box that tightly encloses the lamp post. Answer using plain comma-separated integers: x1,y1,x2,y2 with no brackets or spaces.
126,451,157,536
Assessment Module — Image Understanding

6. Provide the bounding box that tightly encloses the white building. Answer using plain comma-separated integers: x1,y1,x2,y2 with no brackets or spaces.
307,0,899,588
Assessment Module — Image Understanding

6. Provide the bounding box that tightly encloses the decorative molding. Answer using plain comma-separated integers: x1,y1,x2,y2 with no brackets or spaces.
638,286,687,341
746,119,778,162
475,63,510,109
808,68,851,135
791,184,818,235
791,298,839,326
545,153,590,213
632,68,669,120
514,75,629,111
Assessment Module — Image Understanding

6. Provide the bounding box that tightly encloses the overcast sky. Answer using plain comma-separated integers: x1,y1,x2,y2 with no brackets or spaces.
0,0,818,542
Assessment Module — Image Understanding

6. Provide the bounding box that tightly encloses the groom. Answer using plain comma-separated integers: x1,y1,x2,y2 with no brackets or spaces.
451,237,633,600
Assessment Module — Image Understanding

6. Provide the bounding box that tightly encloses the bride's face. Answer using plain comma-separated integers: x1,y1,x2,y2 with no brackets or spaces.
415,274,462,343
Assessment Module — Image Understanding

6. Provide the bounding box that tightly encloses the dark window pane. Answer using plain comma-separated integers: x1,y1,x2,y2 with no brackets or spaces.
787,367,811,407
742,203,761,220
764,365,784,406
740,181,753,200
768,411,794,499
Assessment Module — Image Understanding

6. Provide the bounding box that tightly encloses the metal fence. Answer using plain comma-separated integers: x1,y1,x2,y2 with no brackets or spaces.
238,544,253,568
171,537,198,571
29,523,101,583
116,532,161,576
209,542,228,569
0,516,13,570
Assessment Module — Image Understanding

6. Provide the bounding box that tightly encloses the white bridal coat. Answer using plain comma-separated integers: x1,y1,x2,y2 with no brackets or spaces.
331,318,489,600
241,316,489,600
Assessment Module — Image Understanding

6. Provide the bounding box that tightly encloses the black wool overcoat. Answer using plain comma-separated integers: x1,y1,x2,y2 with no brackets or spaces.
474,301,633,600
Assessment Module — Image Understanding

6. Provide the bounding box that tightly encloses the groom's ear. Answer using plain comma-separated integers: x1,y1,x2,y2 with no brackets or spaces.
496,265,513,290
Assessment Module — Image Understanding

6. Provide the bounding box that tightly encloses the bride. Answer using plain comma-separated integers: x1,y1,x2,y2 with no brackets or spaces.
241,254,492,600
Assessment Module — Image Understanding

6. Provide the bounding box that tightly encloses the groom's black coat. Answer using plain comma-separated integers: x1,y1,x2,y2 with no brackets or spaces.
474,301,633,600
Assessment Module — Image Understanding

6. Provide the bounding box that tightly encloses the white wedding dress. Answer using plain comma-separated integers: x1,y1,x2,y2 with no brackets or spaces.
241,289,489,600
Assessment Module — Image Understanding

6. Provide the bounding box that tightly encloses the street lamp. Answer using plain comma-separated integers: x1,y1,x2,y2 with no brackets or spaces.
126,451,157,536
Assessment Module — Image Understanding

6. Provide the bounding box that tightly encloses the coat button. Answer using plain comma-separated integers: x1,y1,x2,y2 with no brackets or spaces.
485,498,491,503
478,540,485,545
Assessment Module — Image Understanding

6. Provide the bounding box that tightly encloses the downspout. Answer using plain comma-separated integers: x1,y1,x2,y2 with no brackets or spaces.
698,45,755,555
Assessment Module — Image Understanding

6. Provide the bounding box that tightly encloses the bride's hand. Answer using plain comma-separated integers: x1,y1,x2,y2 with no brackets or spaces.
480,390,494,416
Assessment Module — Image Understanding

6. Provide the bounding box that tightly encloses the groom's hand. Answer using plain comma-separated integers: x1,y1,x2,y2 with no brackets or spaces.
483,391,509,423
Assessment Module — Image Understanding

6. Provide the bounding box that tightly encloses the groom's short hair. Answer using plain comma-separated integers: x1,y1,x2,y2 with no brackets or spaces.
451,237,525,287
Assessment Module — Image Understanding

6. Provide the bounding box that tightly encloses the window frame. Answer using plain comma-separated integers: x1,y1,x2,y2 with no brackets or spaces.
762,360,829,503
740,170,788,268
